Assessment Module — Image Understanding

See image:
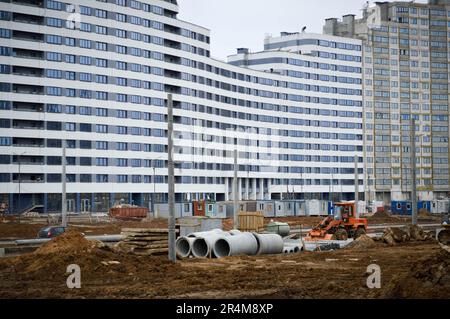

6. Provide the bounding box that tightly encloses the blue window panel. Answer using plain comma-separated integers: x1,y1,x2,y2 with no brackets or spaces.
79,39,92,48
65,71,75,80
117,142,128,151
0,28,11,39
46,104,61,113
65,37,76,46
47,0,64,11
79,106,92,115
47,52,62,61
96,58,108,68
47,87,62,96
65,54,75,63
79,6,91,15
95,124,108,133
79,56,92,65
0,137,11,146
65,122,76,131
66,89,76,97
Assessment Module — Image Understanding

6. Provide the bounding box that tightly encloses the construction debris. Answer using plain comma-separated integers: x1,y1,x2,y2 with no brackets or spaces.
382,225,433,245
114,228,172,256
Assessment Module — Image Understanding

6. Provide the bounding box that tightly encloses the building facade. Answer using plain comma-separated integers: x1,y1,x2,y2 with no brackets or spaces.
0,0,363,213
324,0,450,202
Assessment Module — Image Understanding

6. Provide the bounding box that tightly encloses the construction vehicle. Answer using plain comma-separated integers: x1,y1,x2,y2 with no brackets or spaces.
305,202,368,241
437,213,450,245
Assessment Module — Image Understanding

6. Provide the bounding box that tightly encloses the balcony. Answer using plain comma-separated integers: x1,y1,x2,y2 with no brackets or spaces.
164,54,181,65
164,38,181,50
13,137,45,148
12,12,44,25
164,69,181,80
12,102,44,112
12,119,45,130
12,0,44,7
12,65,44,77
12,155,44,165
12,48,44,60
165,84,181,94
12,84,44,95
12,30,44,42
12,173,44,183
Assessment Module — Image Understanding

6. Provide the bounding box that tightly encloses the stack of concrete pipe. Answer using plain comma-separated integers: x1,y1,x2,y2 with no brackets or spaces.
175,229,285,259
283,239,304,254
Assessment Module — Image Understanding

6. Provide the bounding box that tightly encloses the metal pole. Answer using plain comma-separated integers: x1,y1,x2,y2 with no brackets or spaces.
167,94,176,262
62,141,67,227
233,148,239,230
152,166,155,218
18,154,21,218
354,154,359,218
411,119,418,225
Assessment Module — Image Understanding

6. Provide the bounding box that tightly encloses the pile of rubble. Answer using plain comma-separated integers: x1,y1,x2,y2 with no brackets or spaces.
114,228,170,256
381,225,434,245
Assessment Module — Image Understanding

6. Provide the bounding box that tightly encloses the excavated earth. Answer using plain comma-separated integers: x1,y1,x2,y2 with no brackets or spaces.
0,230,448,299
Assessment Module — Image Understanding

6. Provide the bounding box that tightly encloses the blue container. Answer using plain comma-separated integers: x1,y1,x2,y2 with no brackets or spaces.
391,201,431,216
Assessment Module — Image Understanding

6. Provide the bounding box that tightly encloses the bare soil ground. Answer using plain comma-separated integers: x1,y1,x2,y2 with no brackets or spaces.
0,230,448,299
0,218,169,239
0,214,441,240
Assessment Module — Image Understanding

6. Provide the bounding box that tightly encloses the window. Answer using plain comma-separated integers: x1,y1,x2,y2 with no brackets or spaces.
79,106,92,115
47,35,62,44
96,174,108,183
80,56,92,65
96,42,107,51
96,108,108,117
65,54,75,63
95,9,107,19
95,25,107,35
96,157,108,166
65,122,76,131
95,124,108,133
65,37,75,46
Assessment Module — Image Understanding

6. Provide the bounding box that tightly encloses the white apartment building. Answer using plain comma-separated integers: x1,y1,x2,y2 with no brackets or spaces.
0,0,363,213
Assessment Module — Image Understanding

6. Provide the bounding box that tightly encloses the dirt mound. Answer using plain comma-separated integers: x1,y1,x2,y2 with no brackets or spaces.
34,229,96,255
346,235,376,250
383,249,450,298
418,208,431,217
1,229,179,287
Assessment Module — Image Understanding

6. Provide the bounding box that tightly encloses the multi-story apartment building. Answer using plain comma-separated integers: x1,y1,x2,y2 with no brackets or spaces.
324,0,450,202
0,0,363,214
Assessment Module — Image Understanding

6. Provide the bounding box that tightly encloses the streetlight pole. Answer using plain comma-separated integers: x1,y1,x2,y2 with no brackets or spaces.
152,166,156,218
14,152,26,219
411,119,418,225
167,94,176,262
61,141,67,227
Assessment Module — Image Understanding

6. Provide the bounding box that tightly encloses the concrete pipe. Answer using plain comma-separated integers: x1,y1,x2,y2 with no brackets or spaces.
191,232,231,258
253,233,284,255
175,236,196,258
283,243,303,253
213,232,258,258
187,229,225,238
229,229,242,236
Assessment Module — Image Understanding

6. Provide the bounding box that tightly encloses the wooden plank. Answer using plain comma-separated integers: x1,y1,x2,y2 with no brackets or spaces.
123,236,168,241
122,228,170,233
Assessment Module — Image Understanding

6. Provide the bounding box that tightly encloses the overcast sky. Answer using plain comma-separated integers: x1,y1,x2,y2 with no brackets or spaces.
178,0,428,61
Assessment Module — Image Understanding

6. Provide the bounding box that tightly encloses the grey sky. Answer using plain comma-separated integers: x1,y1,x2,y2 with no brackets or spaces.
177,0,428,60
